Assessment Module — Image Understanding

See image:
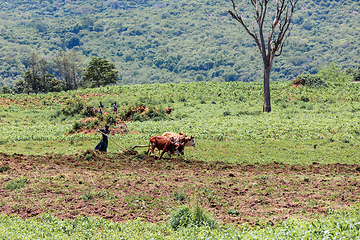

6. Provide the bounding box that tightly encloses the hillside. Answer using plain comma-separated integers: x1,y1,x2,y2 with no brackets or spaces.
0,0,359,88
1,66,360,237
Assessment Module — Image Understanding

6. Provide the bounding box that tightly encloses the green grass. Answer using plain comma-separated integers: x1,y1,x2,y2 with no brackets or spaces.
2,138,359,165
0,206,360,239
0,135,360,164
1,76,360,237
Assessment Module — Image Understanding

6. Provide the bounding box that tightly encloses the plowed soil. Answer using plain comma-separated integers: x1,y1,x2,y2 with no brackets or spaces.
0,151,359,226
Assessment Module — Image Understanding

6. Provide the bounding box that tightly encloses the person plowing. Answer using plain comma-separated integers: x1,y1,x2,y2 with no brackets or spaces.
95,124,110,152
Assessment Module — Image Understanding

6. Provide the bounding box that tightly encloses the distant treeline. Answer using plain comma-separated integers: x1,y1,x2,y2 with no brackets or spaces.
0,0,359,88
0,51,118,94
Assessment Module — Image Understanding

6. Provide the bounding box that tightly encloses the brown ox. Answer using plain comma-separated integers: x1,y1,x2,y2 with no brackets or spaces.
148,135,184,159
160,132,195,147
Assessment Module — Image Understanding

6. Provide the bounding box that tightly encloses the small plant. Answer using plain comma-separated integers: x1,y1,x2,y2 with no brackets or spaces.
96,190,110,199
5,178,28,190
238,95,247,102
300,95,310,102
223,109,231,116
227,208,239,216
0,163,10,173
72,121,84,130
84,153,93,161
203,188,216,203
81,188,94,201
167,204,218,231
86,119,99,129
105,114,117,125
178,96,187,102
173,191,186,202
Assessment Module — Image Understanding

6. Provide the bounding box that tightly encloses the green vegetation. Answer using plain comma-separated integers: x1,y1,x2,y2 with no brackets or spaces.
1,206,360,239
167,205,218,230
82,57,118,88
0,0,359,88
0,65,360,237
5,178,28,190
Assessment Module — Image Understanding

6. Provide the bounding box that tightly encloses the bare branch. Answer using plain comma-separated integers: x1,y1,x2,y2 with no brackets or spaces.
227,0,299,112
228,0,262,49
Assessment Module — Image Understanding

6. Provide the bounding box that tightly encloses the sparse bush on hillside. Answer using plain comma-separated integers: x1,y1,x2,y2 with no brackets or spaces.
86,119,99,129
81,106,98,117
61,98,85,116
118,102,168,122
105,114,117,125
294,74,328,88
0,86,11,94
349,66,360,82
317,63,352,83
72,121,84,131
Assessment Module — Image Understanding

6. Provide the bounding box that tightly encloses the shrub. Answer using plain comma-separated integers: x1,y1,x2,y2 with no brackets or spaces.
147,107,167,121
72,121,84,130
354,67,360,82
238,95,247,102
296,74,328,88
307,76,328,88
133,106,168,122
167,205,218,231
82,106,97,117
0,86,11,94
317,63,352,83
86,119,99,129
61,98,85,116
132,111,143,122
300,95,310,102
105,114,117,125
167,206,192,230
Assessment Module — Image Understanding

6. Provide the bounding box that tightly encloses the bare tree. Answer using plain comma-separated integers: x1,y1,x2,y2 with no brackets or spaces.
228,0,299,112
54,50,84,91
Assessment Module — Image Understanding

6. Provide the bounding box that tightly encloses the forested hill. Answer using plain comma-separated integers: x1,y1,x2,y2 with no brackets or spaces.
0,0,359,88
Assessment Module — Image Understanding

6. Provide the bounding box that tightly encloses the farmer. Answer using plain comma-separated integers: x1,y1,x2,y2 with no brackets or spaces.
113,101,118,113
95,124,110,152
99,108,103,115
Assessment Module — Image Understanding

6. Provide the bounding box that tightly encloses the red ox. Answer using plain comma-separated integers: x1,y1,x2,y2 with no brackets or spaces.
148,135,184,159
161,132,195,147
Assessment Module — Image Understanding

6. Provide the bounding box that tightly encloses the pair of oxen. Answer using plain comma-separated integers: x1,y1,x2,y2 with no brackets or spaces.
148,132,195,160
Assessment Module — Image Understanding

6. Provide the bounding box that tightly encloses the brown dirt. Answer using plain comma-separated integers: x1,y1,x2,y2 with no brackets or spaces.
0,152,359,226
72,118,129,135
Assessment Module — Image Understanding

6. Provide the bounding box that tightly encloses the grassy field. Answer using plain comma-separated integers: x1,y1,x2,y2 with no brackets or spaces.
0,67,360,238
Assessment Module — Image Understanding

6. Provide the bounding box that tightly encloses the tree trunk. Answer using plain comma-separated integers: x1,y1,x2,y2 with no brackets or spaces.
263,63,271,112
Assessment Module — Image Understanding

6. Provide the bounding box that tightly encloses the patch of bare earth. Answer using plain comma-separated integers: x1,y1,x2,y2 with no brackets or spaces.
0,152,359,226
